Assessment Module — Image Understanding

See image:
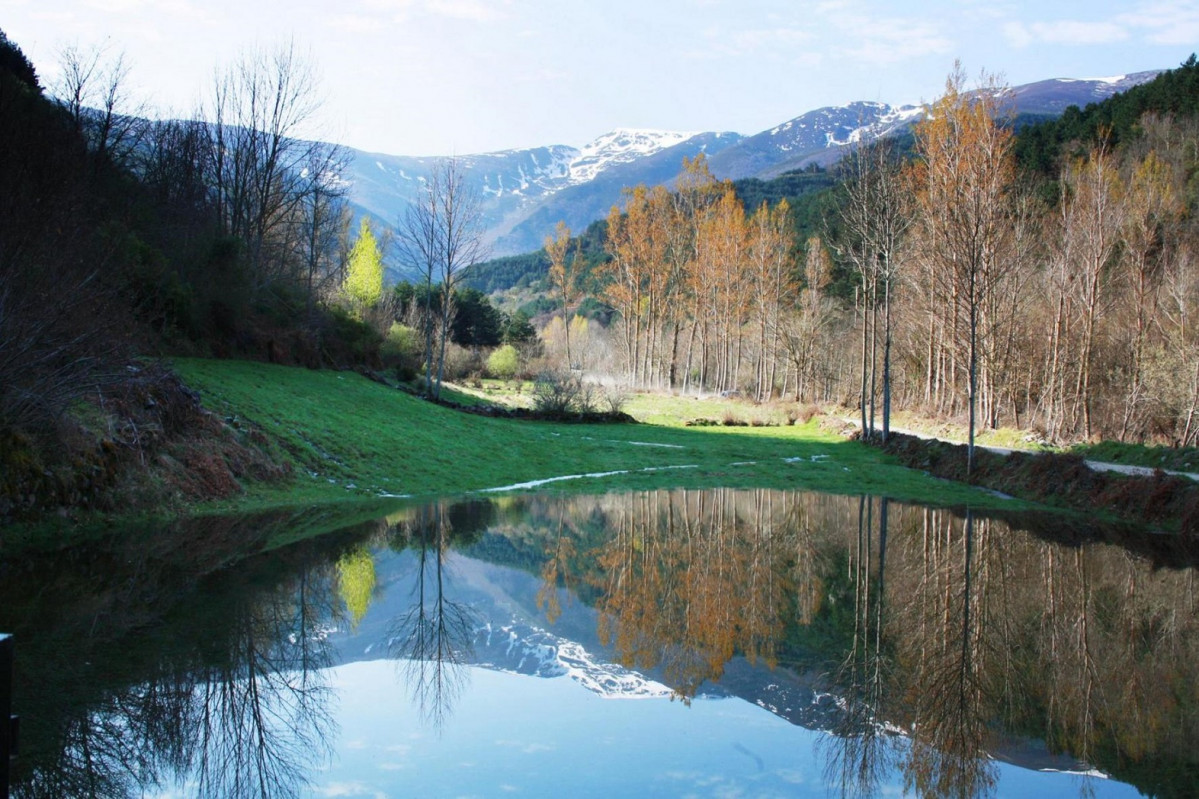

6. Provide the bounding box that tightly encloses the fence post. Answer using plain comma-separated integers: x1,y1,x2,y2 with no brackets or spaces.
1,633,13,799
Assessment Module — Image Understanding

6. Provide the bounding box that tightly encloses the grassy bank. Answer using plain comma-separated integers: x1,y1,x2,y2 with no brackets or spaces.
171,358,1024,512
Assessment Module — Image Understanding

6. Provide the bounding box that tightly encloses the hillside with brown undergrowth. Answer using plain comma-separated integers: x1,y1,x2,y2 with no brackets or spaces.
0,364,289,525
875,432,1199,538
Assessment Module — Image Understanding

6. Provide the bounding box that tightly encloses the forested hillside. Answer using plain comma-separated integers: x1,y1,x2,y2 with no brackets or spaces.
495,57,1199,449
0,31,384,518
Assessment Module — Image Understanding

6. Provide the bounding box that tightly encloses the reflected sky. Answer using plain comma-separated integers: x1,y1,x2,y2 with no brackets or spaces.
316,660,1143,799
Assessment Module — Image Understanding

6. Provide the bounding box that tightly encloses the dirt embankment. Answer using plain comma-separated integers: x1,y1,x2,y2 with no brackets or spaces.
872,432,1199,537
1,364,290,524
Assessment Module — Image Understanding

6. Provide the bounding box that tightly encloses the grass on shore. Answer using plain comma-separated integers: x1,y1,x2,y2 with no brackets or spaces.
170,358,1028,513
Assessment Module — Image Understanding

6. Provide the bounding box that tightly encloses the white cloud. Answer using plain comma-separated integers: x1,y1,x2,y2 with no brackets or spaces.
707,25,814,59
805,2,952,64
1029,19,1129,44
82,0,205,16
425,0,507,22
83,0,151,12
1118,0,1199,45
1003,21,1033,48
1004,1,1199,48
329,14,385,34
362,0,504,22
835,15,953,63
730,27,813,50
30,10,78,24
310,782,387,798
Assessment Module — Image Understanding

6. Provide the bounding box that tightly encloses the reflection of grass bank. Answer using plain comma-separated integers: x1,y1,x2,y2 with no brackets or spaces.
172,358,1022,512
877,432,1199,535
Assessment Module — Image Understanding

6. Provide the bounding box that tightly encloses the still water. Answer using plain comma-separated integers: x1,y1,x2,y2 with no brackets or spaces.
2,490,1196,797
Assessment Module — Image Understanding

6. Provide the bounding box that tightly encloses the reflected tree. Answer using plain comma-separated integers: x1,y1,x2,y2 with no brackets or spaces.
182,564,340,799
537,505,578,625
898,508,997,798
593,489,789,701
388,504,480,729
10,545,344,799
822,497,899,799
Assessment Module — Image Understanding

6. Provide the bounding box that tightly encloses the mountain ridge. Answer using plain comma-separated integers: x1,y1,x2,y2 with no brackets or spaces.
346,70,1162,262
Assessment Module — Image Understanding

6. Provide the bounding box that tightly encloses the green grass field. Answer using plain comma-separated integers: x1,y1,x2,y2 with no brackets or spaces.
171,358,1026,512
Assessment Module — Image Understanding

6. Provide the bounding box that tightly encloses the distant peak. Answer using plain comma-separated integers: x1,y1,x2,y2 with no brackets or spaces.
583,128,699,146
567,128,702,184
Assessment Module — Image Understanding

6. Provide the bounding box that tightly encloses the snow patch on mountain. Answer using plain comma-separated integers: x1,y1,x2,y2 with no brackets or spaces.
1073,74,1128,84
567,128,700,184
476,620,674,700
825,103,923,147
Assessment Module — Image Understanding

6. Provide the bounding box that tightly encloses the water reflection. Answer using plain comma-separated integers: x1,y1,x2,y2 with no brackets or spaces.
3,512,369,798
470,490,1198,797
821,497,899,799
1,491,1195,797
387,503,480,729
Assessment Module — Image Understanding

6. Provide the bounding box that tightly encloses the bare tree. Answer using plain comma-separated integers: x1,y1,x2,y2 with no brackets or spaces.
395,157,487,399
54,41,147,167
203,40,343,296
545,220,581,369
912,64,1015,474
294,147,352,322
835,138,912,440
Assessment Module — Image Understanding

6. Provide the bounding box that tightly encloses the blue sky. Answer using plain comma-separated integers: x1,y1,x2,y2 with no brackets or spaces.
3,0,1196,156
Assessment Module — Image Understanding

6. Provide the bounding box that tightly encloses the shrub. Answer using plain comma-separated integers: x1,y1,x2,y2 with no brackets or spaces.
440,343,479,382
532,369,581,415
531,369,602,416
320,306,382,367
381,323,421,381
487,344,520,379
603,387,630,415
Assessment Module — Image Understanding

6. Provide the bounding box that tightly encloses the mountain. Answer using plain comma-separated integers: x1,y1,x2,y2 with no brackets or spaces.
495,131,741,254
1009,70,1164,114
345,71,1162,261
706,100,924,179
347,128,742,265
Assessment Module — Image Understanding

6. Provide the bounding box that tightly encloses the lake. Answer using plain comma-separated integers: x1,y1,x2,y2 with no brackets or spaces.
1,489,1195,797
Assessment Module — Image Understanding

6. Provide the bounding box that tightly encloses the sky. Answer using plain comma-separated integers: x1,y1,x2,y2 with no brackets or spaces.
3,0,1197,156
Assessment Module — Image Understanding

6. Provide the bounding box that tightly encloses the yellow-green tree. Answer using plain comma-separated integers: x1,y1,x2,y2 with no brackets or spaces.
337,546,377,631
344,218,383,312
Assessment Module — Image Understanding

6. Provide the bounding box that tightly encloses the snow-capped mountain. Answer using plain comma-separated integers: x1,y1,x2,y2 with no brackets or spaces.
706,100,925,179
345,128,741,264
473,619,676,698
343,70,1162,262
1010,70,1163,114
567,128,701,184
